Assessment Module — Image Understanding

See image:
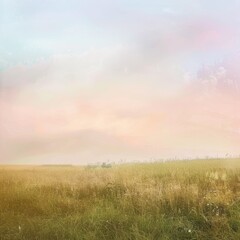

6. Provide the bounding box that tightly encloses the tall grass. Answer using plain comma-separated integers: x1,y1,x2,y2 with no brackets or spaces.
0,159,240,239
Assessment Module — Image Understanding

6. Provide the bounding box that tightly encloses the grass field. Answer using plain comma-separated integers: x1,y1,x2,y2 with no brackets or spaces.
1,159,240,240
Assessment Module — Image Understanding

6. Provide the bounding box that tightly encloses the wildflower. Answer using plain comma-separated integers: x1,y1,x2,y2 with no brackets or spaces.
18,226,21,232
188,229,192,233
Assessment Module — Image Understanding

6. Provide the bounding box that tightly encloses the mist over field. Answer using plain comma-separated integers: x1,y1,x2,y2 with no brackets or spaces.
0,0,240,163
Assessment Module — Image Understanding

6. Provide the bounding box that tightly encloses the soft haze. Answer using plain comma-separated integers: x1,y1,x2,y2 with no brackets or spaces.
1,0,240,164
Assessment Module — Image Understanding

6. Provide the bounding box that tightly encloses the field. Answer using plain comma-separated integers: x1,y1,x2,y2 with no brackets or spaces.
1,159,240,240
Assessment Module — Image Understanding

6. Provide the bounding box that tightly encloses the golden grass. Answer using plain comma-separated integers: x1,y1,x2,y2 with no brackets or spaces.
0,159,240,239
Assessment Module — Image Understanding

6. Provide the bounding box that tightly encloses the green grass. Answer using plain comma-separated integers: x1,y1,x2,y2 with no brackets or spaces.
0,159,240,239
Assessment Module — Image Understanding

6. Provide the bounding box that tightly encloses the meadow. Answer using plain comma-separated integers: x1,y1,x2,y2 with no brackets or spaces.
0,159,240,240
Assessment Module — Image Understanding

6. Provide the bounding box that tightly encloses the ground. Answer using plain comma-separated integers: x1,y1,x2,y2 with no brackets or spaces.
0,159,240,240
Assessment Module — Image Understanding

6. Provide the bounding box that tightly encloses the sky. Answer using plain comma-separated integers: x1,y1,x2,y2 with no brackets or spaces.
0,0,240,164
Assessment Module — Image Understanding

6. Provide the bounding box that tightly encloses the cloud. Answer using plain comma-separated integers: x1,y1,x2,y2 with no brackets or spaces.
1,48,240,163
1,0,240,163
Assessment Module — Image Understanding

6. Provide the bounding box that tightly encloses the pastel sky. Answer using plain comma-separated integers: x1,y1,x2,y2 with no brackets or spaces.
0,0,240,164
